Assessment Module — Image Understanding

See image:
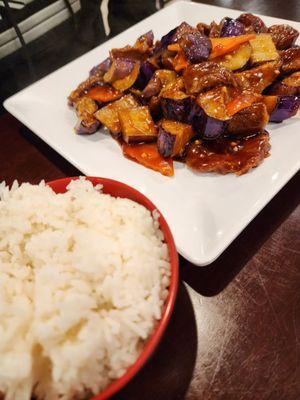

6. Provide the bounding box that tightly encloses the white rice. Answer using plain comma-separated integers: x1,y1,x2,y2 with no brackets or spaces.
0,177,170,400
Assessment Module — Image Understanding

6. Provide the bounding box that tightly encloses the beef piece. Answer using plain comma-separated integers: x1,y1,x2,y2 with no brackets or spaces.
268,24,299,50
236,13,267,34
280,47,300,74
227,103,269,137
186,131,270,175
184,62,237,94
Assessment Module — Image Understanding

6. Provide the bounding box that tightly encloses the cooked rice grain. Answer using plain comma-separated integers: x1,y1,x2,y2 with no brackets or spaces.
0,178,170,400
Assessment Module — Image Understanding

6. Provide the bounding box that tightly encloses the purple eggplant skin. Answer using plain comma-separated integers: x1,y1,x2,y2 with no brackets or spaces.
220,17,245,37
264,81,300,96
157,127,176,157
154,27,177,53
134,61,156,90
138,30,154,47
269,95,300,123
154,22,195,53
181,32,212,63
161,96,191,123
89,57,111,76
188,103,227,140
75,119,100,134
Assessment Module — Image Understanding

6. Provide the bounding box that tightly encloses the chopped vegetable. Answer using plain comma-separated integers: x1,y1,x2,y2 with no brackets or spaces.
134,61,156,90
161,90,191,122
249,34,279,64
226,92,262,116
197,86,230,120
216,43,252,71
119,106,157,144
235,61,281,93
112,63,140,91
209,34,256,59
269,96,300,122
74,97,99,134
189,103,228,140
95,94,139,134
220,17,245,37
158,119,195,157
123,143,174,176
89,57,112,77
180,32,212,63
283,71,300,88
86,85,122,103
104,59,135,83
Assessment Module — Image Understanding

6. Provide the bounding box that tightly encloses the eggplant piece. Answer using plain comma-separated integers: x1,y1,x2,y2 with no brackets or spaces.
89,57,111,77
249,34,279,64
112,63,140,91
180,32,212,63
269,95,300,122
142,69,177,98
148,96,162,121
154,22,196,54
68,75,105,105
119,106,157,144
184,62,237,94
158,120,195,157
103,59,135,83
264,80,299,96
265,71,300,96
197,86,229,120
236,13,267,34
220,17,245,37
161,90,191,122
94,94,139,134
189,103,228,140
227,102,269,137
135,30,154,48
280,47,300,74
134,61,156,90
216,43,252,71
74,97,99,134
235,61,281,93
268,24,299,50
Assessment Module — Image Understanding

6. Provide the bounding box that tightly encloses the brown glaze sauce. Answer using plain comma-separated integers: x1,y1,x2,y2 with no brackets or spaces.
186,131,271,175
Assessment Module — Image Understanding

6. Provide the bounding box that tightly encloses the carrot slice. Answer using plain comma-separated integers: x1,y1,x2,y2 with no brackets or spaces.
123,143,174,176
226,92,262,116
86,85,122,102
167,43,181,52
209,34,256,59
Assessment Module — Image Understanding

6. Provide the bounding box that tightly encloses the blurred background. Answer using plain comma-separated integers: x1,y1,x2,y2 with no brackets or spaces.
0,0,299,114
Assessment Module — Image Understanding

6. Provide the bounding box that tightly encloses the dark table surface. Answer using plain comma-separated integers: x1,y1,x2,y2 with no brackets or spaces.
1,1,300,399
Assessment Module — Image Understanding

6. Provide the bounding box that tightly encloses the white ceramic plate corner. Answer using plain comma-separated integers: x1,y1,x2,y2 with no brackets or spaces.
4,1,300,266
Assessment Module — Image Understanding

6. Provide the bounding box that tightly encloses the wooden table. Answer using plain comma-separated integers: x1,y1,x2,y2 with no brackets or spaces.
1,1,299,399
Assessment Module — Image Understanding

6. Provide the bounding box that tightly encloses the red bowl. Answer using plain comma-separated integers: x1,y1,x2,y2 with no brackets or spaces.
46,176,179,400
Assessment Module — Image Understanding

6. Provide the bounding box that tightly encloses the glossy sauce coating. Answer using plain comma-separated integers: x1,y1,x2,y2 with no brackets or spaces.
186,131,270,175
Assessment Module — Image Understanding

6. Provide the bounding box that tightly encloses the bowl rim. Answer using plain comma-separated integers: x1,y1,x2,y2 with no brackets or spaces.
46,176,179,400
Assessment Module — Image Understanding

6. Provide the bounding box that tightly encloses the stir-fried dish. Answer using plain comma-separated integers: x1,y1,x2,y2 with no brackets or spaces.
68,13,300,176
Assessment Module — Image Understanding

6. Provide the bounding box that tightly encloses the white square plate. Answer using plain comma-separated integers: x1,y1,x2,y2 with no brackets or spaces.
4,1,300,266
